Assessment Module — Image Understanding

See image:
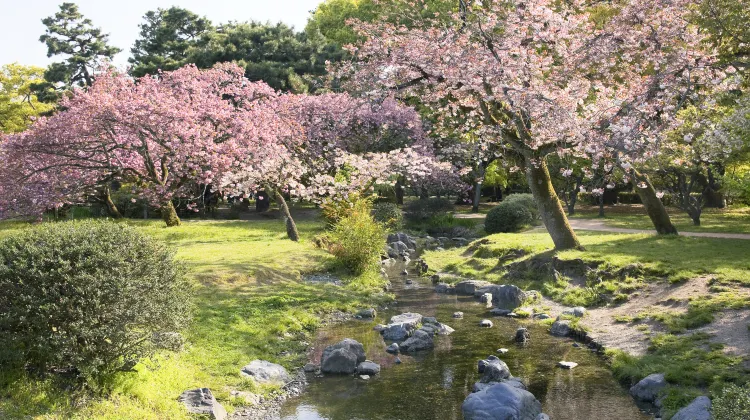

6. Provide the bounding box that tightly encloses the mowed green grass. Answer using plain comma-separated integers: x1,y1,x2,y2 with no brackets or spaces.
573,205,750,234
0,218,388,420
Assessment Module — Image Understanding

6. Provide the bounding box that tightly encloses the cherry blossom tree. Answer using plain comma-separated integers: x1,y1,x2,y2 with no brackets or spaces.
223,92,455,240
0,63,280,226
339,0,630,249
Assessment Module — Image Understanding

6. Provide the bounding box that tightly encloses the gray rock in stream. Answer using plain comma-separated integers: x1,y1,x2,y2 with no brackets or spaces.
386,343,400,354
178,388,227,420
486,284,527,309
454,280,493,295
670,396,711,420
400,329,434,352
629,373,667,402
381,313,423,341
479,356,511,383
356,361,381,375
240,360,291,384
550,320,572,337
320,339,366,374
462,382,543,420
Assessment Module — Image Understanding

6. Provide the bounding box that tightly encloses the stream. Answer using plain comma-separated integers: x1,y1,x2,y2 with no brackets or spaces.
281,258,652,420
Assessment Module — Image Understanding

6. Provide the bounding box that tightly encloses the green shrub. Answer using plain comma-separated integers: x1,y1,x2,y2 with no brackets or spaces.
713,384,750,420
327,201,385,274
0,221,192,388
502,194,539,220
423,214,477,238
372,202,403,230
404,198,455,223
485,201,534,233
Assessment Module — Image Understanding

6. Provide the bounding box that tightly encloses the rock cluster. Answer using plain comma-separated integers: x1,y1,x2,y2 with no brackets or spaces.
320,338,367,374
385,232,417,258
377,312,454,354
462,355,549,420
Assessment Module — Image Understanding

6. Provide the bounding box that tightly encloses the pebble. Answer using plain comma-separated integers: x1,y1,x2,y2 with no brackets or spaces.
394,357,402,364
479,319,493,328
452,312,464,319
497,348,509,354
359,375,370,380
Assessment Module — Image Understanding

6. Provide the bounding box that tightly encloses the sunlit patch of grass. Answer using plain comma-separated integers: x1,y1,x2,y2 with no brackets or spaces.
573,205,750,234
0,217,389,419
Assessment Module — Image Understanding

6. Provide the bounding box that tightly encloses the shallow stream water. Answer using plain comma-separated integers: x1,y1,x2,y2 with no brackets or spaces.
281,260,651,420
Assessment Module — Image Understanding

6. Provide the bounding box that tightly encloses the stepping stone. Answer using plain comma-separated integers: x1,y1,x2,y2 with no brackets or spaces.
479,319,493,328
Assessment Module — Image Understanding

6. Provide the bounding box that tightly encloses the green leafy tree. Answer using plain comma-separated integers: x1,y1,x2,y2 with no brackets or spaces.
306,0,457,46
0,64,55,133
129,7,213,77
189,21,341,92
34,2,120,101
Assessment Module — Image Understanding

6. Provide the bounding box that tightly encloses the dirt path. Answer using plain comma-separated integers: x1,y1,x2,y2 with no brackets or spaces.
454,213,750,240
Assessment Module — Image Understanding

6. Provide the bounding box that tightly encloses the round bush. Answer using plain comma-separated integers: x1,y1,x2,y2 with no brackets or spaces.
485,201,534,233
502,193,540,220
0,221,191,386
372,202,403,230
404,198,455,223
713,384,750,419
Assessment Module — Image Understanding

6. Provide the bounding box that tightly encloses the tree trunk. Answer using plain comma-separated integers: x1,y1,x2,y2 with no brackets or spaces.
472,164,486,213
395,178,404,205
161,201,181,227
568,189,578,216
525,158,582,250
274,189,299,242
598,194,605,218
632,169,678,235
102,187,122,219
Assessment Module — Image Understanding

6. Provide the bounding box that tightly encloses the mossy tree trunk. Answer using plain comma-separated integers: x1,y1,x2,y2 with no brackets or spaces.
161,201,181,227
525,157,583,250
273,188,299,242
102,186,122,219
632,169,678,235
472,163,486,213
395,177,405,205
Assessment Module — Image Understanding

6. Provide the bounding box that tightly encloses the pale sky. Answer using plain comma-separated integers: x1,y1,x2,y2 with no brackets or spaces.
0,0,324,69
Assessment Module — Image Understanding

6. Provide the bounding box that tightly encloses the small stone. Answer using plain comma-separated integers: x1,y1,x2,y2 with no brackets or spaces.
356,308,377,319
386,342,399,354
558,361,578,369
572,343,580,348
514,328,530,343
497,348,509,354
359,375,370,380
479,319,493,328
405,278,413,285
373,324,386,332
535,313,551,320
303,363,318,372
394,357,402,364
178,388,227,420
550,320,572,337
452,311,464,319
356,360,381,375
401,269,408,276
490,308,512,316
430,274,440,284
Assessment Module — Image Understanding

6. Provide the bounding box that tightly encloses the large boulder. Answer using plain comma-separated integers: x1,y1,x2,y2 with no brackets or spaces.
389,241,410,255
321,339,366,374
454,280,493,295
178,388,227,420
389,312,423,328
670,396,711,420
550,320,572,337
435,283,455,293
629,373,667,402
400,329,434,352
240,360,291,384
462,382,543,420
388,232,417,250
487,285,527,309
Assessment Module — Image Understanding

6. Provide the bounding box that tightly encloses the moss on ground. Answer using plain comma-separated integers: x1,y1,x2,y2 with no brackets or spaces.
0,218,390,419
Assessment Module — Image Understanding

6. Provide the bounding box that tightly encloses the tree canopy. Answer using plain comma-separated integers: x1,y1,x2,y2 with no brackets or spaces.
0,64,55,134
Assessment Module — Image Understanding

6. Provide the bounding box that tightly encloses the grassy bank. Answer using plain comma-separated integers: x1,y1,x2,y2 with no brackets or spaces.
0,218,389,419
572,205,750,234
423,230,750,416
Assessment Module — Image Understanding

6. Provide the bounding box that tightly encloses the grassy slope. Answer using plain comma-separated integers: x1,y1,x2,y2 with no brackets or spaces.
423,230,750,415
0,219,388,419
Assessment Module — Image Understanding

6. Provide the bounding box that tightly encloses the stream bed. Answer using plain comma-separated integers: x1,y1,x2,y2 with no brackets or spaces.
281,260,651,420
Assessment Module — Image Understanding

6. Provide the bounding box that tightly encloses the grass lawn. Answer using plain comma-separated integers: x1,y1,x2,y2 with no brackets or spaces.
0,217,389,419
572,205,750,234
